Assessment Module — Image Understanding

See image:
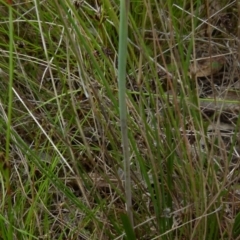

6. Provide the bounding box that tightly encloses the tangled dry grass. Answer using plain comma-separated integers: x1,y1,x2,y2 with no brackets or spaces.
1,0,240,239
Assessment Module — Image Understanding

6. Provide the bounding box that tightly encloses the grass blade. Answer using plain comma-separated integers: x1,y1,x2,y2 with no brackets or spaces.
118,0,133,226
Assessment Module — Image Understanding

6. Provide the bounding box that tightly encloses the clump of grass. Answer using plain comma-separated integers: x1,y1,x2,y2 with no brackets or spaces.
0,0,240,239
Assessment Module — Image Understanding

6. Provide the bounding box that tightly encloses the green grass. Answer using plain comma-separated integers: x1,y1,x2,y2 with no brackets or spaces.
0,0,239,239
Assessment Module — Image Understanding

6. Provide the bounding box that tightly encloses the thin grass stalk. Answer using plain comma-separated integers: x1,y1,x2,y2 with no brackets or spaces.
118,0,133,226
4,0,13,192
2,2,14,239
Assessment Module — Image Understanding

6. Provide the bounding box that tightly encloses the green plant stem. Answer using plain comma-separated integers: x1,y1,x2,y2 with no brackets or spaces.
118,0,133,227
6,3,14,240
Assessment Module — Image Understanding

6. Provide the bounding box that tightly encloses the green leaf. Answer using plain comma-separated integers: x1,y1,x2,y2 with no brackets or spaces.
120,214,136,240
233,212,240,238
